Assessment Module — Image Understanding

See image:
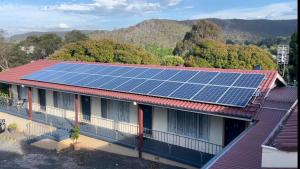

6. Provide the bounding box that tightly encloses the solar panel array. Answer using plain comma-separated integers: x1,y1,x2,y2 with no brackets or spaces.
22,63,265,107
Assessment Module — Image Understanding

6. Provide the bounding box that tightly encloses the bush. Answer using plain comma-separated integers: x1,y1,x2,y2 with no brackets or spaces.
161,55,184,66
8,123,17,129
70,126,80,143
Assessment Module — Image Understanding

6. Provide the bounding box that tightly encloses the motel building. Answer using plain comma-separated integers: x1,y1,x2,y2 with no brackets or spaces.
0,60,297,169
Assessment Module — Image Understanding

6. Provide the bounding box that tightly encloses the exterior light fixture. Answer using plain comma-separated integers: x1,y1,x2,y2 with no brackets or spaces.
133,101,137,106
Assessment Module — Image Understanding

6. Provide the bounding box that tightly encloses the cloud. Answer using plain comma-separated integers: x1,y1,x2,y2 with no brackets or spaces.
0,4,104,35
49,0,178,14
93,0,128,9
167,0,181,6
125,2,161,11
193,2,297,20
58,23,70,29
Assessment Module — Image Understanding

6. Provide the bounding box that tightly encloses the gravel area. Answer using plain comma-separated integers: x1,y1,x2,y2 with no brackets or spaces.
0,131,182,169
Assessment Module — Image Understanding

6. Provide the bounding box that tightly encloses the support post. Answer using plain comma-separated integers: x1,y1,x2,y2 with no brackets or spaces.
28,87,32,120
75,94,79,128
138,106,143,158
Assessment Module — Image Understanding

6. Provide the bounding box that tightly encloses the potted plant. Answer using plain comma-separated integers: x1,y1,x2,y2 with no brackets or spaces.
70,126,80,151
7,123,17,133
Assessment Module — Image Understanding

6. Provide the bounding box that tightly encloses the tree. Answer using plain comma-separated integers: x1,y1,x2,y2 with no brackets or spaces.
174,21,277,70
145,44,173,60
288,32,298,83
0,42,29,71
49,39,160,65
161,55,184,66
174,20,223,56
19,33,63,60
64,30,88,44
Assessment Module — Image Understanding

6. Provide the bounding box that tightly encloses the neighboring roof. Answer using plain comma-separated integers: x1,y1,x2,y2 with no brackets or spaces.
207,87,298,169
0,60,281,119
269,106,298,152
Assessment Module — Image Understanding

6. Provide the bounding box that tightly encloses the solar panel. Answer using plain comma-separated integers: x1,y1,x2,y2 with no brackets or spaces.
108,67,134,76
71,75,101,86
233,74,265,88
169,70,198,82
115,78,146,92
84,65,106,74
209,73,240,86
85,76,114,88
151,69,180,80
100,77,131,90
217,87,256,107
22,63,265,107
188,71,218,84
192,86,228,103
169,83,205,99
122,68,148,77
131,80,163,94
136,69,163,78
63,64,81,72
149,81,183,97
96,66,121,75
64,74,89,84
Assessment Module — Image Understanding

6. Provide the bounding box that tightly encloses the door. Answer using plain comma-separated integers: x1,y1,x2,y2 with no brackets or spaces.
224,118,246,146
141,105,152,134
81,96,91,121
38,89,46,111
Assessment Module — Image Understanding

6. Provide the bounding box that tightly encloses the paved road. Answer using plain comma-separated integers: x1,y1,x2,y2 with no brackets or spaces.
0,131,182,169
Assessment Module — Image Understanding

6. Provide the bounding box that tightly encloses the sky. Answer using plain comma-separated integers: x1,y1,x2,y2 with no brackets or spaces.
0,0,297,36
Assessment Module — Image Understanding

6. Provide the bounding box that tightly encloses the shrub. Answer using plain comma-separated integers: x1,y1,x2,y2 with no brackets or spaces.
70,126,80,143
8,123,17,129
161,55,184,66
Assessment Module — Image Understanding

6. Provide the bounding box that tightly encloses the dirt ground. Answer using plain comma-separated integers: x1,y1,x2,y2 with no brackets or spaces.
0,131,182,169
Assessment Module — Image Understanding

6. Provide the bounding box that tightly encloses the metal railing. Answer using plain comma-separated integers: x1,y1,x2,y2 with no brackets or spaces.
143,128,222,155
1,96,222,167
78,114,138,147
0,97,28,118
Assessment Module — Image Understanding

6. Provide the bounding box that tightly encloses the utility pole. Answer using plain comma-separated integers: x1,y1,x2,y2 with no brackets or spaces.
276,45,289,78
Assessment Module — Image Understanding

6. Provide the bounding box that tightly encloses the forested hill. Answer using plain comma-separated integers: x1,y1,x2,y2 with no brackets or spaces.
8,19,297,48
89,19,297,48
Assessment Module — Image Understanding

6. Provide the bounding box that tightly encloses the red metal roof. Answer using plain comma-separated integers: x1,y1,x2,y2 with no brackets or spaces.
272,106,298,152
209,87,298,169
0,60,279,119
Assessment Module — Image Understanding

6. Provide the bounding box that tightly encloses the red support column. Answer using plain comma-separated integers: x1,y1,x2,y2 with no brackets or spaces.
28,87,32,120
75,94,79,128
138,106,144,158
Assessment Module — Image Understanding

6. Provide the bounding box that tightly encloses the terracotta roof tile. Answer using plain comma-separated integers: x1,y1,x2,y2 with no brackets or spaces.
0,59,279,119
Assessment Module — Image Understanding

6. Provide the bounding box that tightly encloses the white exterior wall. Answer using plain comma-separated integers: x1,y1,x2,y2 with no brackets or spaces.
152,107,168,131
152,107,224,146
11,85,18,99
209,116,224,145
9,86,225,154
262,146,298,168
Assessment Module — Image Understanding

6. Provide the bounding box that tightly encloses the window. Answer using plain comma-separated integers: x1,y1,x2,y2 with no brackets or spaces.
168,110,209,140
101,99,130,123
17,85,28,100
53,91,74,111
53,91,58,108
